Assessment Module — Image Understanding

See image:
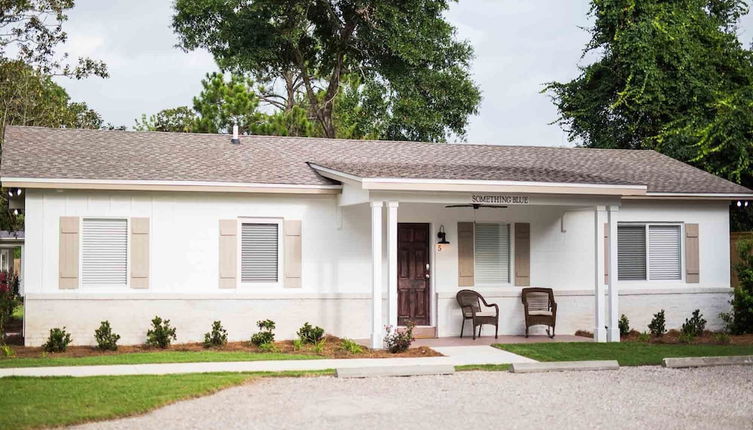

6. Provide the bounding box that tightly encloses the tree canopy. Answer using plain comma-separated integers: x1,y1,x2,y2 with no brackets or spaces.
135,72,320,137
172,0,481,141
1,0,107,78
547,0,753,185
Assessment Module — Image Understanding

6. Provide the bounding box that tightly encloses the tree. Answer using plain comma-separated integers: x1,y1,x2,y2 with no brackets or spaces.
172,0,480,141
136,72,322,137
134,106,197,133
546,0,753,187
191,72,263,134
1,0,107,78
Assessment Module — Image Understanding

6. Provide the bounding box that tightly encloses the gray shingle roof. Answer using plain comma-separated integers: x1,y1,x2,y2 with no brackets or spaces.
1,126,750,194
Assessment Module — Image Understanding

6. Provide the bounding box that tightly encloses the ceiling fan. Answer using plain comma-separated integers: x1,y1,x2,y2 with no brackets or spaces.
444,204,508,209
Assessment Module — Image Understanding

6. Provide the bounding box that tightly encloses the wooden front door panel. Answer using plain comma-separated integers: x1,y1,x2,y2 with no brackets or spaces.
397,223,431,326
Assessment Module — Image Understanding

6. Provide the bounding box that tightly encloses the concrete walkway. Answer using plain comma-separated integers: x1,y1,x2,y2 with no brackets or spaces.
0,346,533,378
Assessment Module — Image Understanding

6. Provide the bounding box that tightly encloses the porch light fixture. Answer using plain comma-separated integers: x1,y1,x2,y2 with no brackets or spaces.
437,225,450,251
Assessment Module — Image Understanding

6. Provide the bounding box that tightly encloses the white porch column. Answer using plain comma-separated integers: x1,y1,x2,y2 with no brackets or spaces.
370,201,384,349
594,206,607,342
607,205,620,342
387,201,399,329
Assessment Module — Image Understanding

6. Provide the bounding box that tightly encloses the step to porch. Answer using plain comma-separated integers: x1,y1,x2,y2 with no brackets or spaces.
411,326,437,339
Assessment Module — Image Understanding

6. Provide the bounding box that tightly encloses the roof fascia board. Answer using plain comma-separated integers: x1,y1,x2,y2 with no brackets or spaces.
627,192,753,200
1,177,341,194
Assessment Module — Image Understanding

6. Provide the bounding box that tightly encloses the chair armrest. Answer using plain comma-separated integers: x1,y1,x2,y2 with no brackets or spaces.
551,301,558,316
479,297,499,317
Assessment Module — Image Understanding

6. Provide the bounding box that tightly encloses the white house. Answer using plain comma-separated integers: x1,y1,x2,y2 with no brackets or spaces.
2,126,751,348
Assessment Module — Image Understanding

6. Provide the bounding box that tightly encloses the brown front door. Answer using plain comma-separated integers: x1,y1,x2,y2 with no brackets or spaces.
398,223,431,326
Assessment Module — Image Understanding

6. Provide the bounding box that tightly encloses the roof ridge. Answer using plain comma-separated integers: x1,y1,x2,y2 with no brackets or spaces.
4,125,661,152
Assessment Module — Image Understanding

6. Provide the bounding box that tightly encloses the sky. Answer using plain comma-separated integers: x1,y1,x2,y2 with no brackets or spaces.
56,0,753,147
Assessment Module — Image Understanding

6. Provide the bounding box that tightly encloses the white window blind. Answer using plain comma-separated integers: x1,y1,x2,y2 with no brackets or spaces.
81,218,128,286
648,225,681,280
241,223,279,283
474,223,510,284
617,225,646,281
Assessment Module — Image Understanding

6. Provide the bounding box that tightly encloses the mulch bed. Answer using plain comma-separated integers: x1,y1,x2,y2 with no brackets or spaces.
5,335,441,359
622,330,753,345
574,329,753,345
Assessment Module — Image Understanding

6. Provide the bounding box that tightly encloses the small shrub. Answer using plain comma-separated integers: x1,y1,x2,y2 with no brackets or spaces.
292,338,303,351
203,320,228,348
146,316,177,348
618,314,630,336
637,331,651,342
714,332,731,345
678,332,695,344
312,338,326,354
648,309,667,337
296,322,325,344
383,321,415,353
250,319,275,346
94,321,120,351
1,344,14,357
258,342,279,353
681,309,707,337
340,338,364,354
42,327,72,352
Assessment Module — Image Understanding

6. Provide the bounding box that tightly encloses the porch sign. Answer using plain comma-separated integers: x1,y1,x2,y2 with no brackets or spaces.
471,195,530,205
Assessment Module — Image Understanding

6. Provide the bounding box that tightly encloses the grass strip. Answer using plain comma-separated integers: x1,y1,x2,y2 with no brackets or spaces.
0,351,322,368
454,363,511,372
494,342,753,366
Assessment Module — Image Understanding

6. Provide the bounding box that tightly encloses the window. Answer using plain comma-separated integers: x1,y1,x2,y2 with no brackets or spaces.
617,224,681,281
474,223,510,284
240,222,279,283
81,218,128,287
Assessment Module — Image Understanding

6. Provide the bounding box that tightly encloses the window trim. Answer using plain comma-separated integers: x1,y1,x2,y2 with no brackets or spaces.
473,222,513,287
236,217,284,288
617,222,685,283
78,216,131,289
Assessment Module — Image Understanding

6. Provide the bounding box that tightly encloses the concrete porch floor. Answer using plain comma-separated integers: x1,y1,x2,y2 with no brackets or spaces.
412,334,591,347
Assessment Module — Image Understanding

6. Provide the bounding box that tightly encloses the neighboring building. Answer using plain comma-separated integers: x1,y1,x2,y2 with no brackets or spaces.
2,126,751,347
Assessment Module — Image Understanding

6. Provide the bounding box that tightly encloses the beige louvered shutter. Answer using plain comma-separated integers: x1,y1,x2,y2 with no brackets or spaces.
604,223,609,284
514,223,530,286
284,220,302,288
219,220,237,289
685,223,700,283
130,218,150,289
59,216,79,289
457,222,474,286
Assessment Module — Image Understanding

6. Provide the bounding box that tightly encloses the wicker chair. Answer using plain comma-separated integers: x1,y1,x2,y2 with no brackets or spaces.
456,289,499,339
521,287,557,338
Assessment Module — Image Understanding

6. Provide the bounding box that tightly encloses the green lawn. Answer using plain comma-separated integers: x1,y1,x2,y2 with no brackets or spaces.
455,363,511,372
495,342,753,366
0,351,321,368
0,370,333,430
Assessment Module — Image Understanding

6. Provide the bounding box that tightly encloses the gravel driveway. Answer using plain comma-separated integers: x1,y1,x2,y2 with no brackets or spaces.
70,366,753,430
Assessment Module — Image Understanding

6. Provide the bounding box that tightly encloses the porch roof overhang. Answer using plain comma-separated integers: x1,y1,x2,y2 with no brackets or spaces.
309,163,645,207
